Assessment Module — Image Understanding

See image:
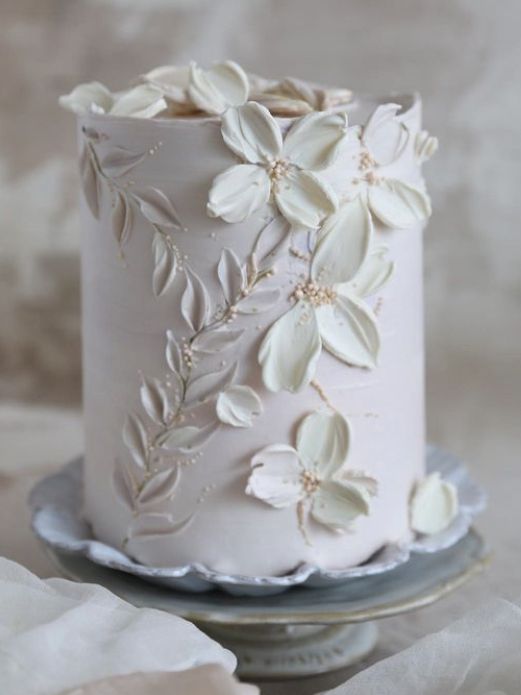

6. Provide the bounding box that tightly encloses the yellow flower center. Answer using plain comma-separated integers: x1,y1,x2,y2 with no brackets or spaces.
292,281,337,307
267,158,291,185
301,470,321,494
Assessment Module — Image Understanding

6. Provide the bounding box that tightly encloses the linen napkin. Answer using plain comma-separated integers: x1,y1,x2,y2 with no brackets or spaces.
0,556,236,695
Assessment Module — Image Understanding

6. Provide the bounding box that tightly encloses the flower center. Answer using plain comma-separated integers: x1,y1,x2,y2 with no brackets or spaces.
359,149,376,172
301,470,321,494
267,158,291,185
292,281,337,307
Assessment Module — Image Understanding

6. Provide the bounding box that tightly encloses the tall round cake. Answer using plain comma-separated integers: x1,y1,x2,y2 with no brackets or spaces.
61,62,456,577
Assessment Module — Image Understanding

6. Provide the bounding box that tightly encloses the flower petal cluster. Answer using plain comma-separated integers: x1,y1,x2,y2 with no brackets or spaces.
246,410,377,532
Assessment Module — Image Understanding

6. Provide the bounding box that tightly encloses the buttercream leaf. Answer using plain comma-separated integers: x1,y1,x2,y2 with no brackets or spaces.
246,445,303,508
142,64,190,103
79,146,101,219
140,377,170,426
122,414,148,469
184,362,237,407
188,60,249,115
368,179,432,229
207,164,271,223
259,300,321,393
283,111,348,170
410,472,459,535
311,479,370,531
128,512,193,540
251,216,291,267
165,330,182,374
296,411,350,478
112,192,133,247
238,288,281,314
216,385,263,428
362,103,408,166
277,77,318,108
217,248,246,305
274,169,337,229
137,467,180,505
59,81,113,114
132,187,184,229
110,84,167,119
221,102,282,164
316,292,380,368
192,327,244,354
347,245,394,297
415,130,439,163
112,465,135,511
255,93,313,117
100,147,146,178
311,196,372,286
152,231,177,297
159,420,218,453
181,267,211,332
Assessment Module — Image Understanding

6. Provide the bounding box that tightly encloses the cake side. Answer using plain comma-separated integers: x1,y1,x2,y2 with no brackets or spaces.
69,64,457,577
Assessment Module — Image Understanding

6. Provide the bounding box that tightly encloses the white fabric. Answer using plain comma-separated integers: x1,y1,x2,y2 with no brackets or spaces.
0,556,235,695
321,596,521,695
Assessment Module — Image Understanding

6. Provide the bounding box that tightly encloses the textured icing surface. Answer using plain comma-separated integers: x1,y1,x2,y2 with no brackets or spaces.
79,90,429,576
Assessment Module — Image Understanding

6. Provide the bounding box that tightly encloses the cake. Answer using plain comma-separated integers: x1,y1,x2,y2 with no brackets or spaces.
60,61,458,577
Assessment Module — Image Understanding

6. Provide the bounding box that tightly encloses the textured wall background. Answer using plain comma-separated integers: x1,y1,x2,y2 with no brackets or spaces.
1,0,520,453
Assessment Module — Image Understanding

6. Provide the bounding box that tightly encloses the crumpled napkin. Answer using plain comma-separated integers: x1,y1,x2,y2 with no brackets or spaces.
322,596,521,695
0,556,236,695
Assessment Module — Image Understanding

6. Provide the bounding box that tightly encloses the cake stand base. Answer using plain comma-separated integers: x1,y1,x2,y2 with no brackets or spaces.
200,622,378,679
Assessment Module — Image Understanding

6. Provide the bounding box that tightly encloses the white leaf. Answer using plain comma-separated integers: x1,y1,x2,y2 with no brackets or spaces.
282,110,348,171
188,60,249,115
142,64,190,103
140,377,171,426
347,245,394,297
207,163,271,224
259,300,321,393
312,480,371,531
362,103,409,166
274,169,337,229
79,146,101,219
59,81,113,114
181,267,211,332
411,473,459,535
216,385,263,428
132,187,184,229
184,362,237,407
415,130,439,163
110,84,167,119
368,179,432,229
221,102,282,164
254,93,313,117
159,420,218,453
100,147,146,177
112,192,133,247
316,292,380,369
112,465,135,511
165,330,182,374
122,414,148,469
217,248,246,305
152,231,177,297
192,327,244,354
246,445,303,508
128,512,194,540
238,288,281,314
137,467,180,505
251,216,291,266
296,411,350,478
311,196,372,286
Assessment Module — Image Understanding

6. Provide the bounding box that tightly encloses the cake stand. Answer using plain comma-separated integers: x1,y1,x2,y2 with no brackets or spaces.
45,528,488,680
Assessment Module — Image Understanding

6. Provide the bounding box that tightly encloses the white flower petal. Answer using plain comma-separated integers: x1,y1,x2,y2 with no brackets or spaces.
368,178,432,229
246,445,303,508
311,479,371,531
410,472,459,535
346,245,394,297
216,385,263,428
311,196,372,286
59,82,113,115
415,130,439,163
110,85,167,119
259,300,321,393
221,102,282,164
275,169,337,229
316,292,380,368
296,411,350,478
207,164,271,223
362,103,409,166
142,64,190,102
282,111,348,170
188,60,249,115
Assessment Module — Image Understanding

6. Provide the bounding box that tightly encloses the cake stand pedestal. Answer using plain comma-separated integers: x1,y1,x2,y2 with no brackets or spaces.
46,528,488,680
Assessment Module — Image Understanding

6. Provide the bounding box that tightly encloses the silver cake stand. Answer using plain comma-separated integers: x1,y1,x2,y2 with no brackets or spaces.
46,528,488,679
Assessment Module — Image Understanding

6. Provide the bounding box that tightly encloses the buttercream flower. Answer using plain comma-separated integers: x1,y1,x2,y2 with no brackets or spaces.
59,82,113,115
351,103,433,229
246,411,377,534
259,196,383,393
207,102,348,227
